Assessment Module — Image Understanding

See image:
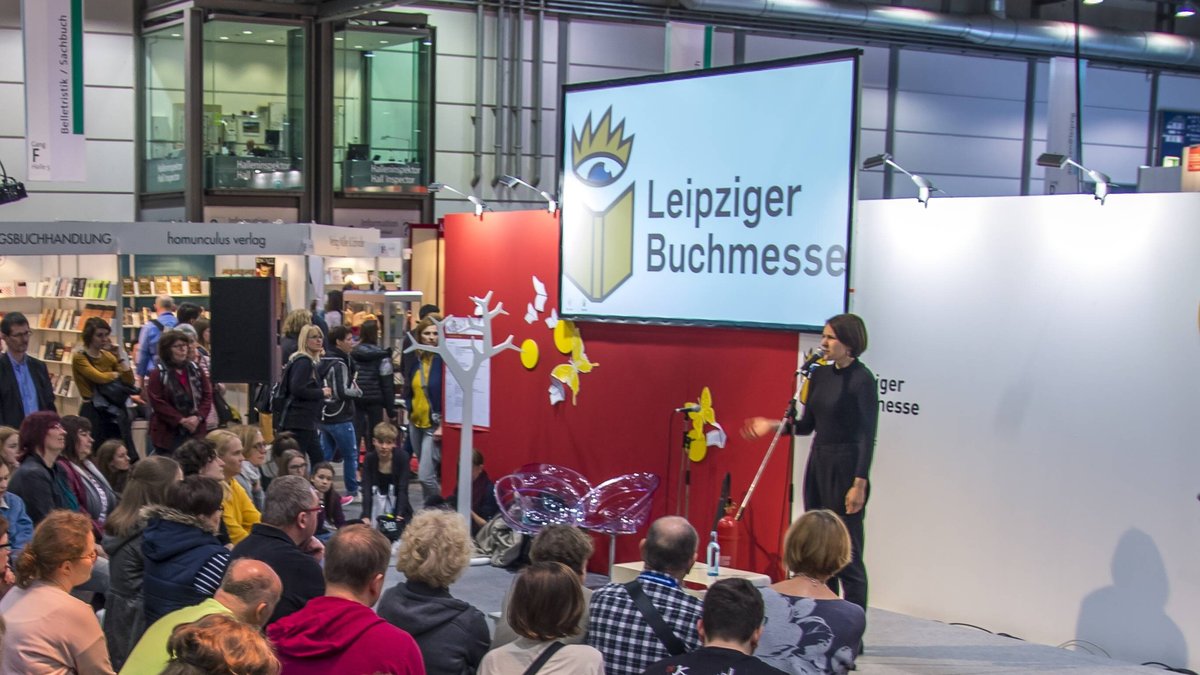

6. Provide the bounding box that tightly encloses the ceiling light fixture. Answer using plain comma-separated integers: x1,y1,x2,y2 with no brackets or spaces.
861,153,943,207
1176,2,1197,17
1036,152,1112,204
499,175,559,213
428,182,490,217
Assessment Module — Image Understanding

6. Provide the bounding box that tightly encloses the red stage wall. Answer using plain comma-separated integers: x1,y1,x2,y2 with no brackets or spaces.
441,210,800,578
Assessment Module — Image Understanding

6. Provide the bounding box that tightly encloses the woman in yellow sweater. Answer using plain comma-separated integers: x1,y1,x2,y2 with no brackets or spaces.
72,317,138,457
206,429,260,544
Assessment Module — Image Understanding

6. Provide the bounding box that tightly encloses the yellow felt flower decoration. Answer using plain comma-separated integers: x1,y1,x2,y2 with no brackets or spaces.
550,331,599,405
685,387,718,461
519,339,539,369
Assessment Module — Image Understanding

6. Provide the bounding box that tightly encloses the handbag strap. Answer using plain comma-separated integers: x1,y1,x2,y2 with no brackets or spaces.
623,579,688,656
523,641,566,675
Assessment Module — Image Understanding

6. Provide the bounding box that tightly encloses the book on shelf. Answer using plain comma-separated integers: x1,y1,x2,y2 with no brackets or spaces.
153,276,169,295
122,277,135,296
15,281,28,297
69,278,85,298
137,276,153,296
169,275,184,295
186,275,202,295
0,282,14,298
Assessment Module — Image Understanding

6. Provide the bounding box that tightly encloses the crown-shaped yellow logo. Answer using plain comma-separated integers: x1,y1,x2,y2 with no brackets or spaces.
571,107,634,186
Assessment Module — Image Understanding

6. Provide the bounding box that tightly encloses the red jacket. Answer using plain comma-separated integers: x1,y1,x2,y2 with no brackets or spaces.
268,596,425,675
146,362,212,451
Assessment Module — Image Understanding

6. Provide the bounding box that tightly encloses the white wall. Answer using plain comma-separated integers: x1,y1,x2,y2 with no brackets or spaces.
0,0,136,221
852,193,1200,671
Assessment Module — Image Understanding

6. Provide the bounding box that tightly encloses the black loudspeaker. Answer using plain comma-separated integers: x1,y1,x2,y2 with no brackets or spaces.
209,277,279,384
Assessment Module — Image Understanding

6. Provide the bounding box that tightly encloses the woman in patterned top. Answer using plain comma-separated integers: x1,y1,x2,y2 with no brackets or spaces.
756,510,866,675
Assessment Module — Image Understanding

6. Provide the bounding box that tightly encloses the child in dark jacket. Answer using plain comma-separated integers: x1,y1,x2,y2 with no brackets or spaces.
311,462,346,542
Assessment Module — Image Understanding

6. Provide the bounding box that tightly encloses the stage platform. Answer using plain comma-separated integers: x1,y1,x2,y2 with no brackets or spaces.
860,608,1160,674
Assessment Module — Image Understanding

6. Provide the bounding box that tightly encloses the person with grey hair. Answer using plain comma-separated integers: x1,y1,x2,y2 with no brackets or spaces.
269,526,424,674
135,295,178,387
122,558,283,675
587,515,704,675
231,475,325,626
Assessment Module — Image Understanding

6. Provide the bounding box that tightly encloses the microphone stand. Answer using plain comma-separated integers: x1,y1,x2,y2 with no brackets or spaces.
676,419,692,517
736,368,808,521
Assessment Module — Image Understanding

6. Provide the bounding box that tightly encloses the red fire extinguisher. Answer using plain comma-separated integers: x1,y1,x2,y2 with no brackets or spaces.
716,502,742,569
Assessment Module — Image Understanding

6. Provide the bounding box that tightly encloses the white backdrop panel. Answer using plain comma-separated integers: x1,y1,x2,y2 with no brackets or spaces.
853,193,1200,671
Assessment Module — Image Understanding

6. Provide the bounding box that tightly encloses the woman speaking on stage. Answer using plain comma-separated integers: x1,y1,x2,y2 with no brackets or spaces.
743,313,878,613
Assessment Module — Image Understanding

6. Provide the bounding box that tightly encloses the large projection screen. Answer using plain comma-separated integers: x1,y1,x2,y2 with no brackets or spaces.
559,51,859,331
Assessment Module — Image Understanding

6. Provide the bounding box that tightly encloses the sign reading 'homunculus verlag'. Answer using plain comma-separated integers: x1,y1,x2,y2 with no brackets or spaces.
23,0,86,182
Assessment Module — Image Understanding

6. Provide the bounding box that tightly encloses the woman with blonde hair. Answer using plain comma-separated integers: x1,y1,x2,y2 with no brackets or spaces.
233,424,268,510
0,510,115,673
207,429,260,544
278,324,330,468
378,509,489,675
404,314,444,504
756,509,866,675
162,613,280,675
0,425,19,466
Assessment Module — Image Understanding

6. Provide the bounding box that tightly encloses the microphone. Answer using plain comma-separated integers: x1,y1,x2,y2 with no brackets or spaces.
674,404,701,413
797,348,825,376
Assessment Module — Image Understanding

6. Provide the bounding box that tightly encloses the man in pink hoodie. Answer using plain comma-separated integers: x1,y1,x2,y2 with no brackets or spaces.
268,524,425,674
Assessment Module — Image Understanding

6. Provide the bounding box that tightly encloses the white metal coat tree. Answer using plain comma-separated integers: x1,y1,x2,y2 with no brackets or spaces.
405,291,517,525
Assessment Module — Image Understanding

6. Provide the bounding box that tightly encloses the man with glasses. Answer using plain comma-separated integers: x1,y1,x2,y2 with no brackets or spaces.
0,312,56,429
231,475,326,626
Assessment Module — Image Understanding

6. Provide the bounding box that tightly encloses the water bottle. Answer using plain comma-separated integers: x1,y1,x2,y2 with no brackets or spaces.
706,531,720,577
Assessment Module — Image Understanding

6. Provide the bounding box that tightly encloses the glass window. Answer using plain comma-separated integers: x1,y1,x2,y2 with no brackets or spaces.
334,28,432,194
143,27,185,193
202,20,306,191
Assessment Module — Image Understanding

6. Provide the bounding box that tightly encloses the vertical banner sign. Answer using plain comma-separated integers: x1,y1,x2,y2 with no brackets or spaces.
23,0,86,182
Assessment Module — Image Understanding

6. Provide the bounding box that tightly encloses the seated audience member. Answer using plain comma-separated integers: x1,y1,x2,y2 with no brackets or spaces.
277,449,309,479
8,411,78,524
61,415,118,534
644,578,786,675
122,558,282,675
377,509,489,675
174,438,225,480
234,425,268,510
480,561,604,675
359,421,412,529
269,525,424,675
309,462,346,542
162,613,280,675
142,475,232,625
0,515,15,598
95,439,133,496
588,515,704,675
493,524,595,648
208,429,260,544
0,426,19,465
0,510,115,674
260,431,301,490
231,475,325,626
103,455,183,670
756,510,866,675
0,458,33,562
436,448,499,535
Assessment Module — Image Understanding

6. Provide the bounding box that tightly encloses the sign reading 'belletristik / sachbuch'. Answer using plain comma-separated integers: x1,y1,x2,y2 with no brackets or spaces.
556,51,859,329
559,52,859,331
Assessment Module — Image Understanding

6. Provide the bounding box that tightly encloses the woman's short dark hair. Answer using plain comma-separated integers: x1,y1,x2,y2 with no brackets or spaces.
166,475,224,518
325,290,343,313
60,415,92,464
174,438,218,477
193,318,210,348
158,329,194,365
17,411,61,461
826,313,868,358
508,562,585,641
359,320,379,345
177,303,204,325
81,317,112,347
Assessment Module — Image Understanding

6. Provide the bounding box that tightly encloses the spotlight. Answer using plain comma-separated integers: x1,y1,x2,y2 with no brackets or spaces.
1177,2,1196,17
860,152,943,208
428,182,490,217
0,160,27,206
1036,153,1112,204
499,175,558,213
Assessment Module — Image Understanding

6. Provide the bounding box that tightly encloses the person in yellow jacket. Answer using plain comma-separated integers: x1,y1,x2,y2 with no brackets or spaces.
208,429,261,544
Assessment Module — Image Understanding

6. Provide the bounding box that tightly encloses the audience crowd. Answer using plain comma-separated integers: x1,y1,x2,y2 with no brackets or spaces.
0,296,867,675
